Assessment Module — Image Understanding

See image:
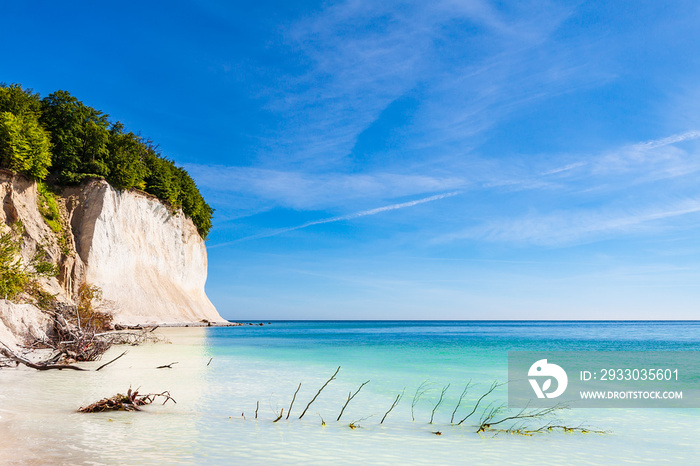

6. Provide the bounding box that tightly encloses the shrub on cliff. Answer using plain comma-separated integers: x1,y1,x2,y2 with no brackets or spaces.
0,225,28,299
0,83,213,238
0,222,59,303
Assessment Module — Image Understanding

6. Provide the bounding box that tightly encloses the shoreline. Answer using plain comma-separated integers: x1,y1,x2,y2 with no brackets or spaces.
114,321,244,329
112,320,274,329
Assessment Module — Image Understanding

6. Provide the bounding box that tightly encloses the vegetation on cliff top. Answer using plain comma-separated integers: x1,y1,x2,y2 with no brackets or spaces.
0,83,213,238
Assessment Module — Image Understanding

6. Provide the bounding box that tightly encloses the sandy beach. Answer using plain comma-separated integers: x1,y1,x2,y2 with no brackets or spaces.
0,328,211,464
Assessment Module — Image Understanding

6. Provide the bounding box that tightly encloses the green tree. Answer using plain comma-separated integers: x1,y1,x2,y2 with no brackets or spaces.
0,83,214,239
40,90,110,183
143,148,178,204
0,84,52,180
177,168,213,238
0,112,52,179
0,83,42,117
105,123,148,190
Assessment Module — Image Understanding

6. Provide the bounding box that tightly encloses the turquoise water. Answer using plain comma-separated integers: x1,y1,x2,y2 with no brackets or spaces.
192,321,700,464
206,320,700,401
2,321,700,464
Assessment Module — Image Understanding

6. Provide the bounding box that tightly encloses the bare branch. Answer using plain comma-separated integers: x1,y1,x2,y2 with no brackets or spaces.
481,404,567,431
287,382,301,420
156,362,178,369
96,350,127,371
299,366,341,419
450,381,471,424
381,388,405,425
457,381,505,426
79,388,175,412
337,380,370,421
0,342,85,371
411,381,431,422
430,384,450,424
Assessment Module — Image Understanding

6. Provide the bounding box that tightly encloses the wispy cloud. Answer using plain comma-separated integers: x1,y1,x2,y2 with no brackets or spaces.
430,130,700,246
185,163,464,210
210,191,460,246
476,130,700,193
637,130,700,150
196,126,700,245
252,0,596,169
440,198,700,246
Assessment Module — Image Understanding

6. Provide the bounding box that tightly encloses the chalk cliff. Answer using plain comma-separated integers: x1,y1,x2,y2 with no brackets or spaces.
64,181,223,325
0,171,225,348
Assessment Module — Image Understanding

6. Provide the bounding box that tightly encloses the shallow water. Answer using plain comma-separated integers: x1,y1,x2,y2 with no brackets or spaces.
1,322,699,465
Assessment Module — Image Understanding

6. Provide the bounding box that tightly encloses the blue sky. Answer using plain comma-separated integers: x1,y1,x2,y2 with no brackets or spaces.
3,1,700,319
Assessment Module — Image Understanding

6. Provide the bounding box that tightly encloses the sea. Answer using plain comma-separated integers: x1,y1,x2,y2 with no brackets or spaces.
1,321,699,465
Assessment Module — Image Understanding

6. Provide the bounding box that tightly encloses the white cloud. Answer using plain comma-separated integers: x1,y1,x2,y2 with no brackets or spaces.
185,163,464,210
253,0,592,169
441,199,700,246
211,191,461,245
637,130,700,150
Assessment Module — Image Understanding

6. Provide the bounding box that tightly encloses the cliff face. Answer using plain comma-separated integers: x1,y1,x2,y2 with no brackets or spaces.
64,181,222,325
0,171,225,347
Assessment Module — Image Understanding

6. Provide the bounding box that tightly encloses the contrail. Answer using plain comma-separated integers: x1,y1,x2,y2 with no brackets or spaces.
210,191,461,246
638,130,700,150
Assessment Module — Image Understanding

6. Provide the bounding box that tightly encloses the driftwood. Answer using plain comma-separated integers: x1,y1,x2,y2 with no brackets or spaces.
381,388,404,424
238,372,604,435
430,384,450,424
299,366,340,420
451,381,472,423
411,381,431,422
0,341,85,371
48,308,111,361
286,382,301,420
78,388,176,413
477,403,566,434
96,351,127,371
337,380,370,421
156,362,178,369
457,381,505,425
0,340,135,372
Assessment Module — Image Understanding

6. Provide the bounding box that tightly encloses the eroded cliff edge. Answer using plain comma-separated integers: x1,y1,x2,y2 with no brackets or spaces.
1,170,226,347
65,181,222,325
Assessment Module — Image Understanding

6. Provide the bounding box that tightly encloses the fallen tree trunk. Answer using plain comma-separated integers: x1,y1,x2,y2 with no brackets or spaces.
0,342,85,371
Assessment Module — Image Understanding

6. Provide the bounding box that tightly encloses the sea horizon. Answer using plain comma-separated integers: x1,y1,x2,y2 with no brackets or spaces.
230,318,700,322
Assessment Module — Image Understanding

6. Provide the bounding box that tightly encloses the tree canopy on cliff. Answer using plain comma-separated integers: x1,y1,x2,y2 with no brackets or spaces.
0,83,213,238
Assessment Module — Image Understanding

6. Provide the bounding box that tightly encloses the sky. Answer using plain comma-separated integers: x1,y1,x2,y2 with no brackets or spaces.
2,1,700,320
